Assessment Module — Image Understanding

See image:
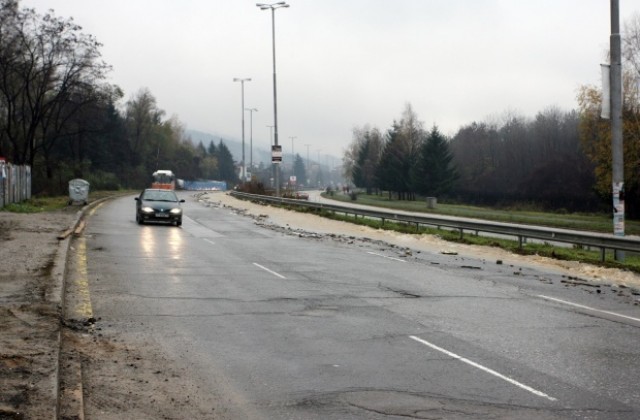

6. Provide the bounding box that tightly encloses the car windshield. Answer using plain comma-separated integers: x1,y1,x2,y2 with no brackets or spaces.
142,190,178,202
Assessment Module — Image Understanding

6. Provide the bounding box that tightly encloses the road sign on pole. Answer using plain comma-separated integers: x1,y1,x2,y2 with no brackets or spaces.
272,145,282,163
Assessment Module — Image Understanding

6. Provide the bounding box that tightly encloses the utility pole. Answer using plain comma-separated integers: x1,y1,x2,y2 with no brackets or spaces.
257,2,289,196
245,108,258,174
305,143,311,186
233,77,251,181
289,136,297,162
610,0,625,260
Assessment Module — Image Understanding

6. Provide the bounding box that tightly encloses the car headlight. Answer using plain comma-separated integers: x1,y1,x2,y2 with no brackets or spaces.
169,208,182,215
141,206,154,214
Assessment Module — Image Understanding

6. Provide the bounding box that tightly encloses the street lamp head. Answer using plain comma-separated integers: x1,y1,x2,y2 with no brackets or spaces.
257,2,289,9
233,77,251,82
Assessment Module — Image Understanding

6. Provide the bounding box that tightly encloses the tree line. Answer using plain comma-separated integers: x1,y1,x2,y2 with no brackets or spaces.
4,0,640,217
345,15,640,218
0,1,239,193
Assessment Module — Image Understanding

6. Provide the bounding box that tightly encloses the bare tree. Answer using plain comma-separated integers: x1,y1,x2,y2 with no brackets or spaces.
0,1,111,167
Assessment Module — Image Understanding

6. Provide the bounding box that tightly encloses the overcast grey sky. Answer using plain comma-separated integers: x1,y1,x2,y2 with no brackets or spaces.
20,0,640,158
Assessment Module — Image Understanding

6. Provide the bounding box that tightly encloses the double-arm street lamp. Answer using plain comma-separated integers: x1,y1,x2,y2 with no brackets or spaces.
233,77,251,181
257,1,289,196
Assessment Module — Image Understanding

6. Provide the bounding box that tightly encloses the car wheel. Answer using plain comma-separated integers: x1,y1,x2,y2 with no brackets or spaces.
176,219,182,227
137,214,143,225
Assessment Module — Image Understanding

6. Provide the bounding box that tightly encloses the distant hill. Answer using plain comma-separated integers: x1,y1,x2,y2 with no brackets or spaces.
185,129,272,166
185,128,341,174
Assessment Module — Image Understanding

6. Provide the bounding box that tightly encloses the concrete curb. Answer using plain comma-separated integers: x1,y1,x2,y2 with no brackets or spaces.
52,205,84,420
53,193,130,420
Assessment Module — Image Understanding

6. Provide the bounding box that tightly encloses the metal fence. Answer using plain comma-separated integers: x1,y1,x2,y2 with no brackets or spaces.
0,161,32,208
230,191,640,260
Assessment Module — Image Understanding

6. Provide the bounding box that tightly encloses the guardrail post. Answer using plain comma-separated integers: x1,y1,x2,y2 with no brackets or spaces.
518,236,523,249
601,248,606,262
459,228,464,239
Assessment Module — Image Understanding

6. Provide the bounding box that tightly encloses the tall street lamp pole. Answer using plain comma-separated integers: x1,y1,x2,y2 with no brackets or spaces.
289,136,297,162
305,143,311,186
245,107,258,175
233,77,251,181
266,125,275,187
267,125,274,145
610,0,625,261
257,1,289,196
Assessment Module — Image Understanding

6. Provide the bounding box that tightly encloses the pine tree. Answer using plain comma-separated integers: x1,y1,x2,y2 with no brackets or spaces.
216,140,238,184
293,154,306,186
411,126,457,197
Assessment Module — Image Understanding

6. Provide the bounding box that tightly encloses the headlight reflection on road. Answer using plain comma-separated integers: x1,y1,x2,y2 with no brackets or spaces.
140,226,156,258
168,227,183,260
139,225,183,261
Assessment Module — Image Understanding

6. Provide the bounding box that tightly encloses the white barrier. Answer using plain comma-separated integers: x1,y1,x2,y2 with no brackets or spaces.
0,161,31,208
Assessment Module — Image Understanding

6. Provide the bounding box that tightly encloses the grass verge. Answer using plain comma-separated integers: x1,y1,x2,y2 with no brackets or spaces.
0,190,133,214
325,192,640,235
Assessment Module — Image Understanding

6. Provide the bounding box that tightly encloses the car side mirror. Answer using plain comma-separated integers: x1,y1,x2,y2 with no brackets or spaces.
135,197,140,201
180,199,185,203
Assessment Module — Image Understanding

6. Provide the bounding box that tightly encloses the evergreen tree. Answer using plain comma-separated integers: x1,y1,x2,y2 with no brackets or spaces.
376,123,415,199
216,140,238,184
352,140,370,189
411,126,458,196
352,128,383,194
207,140,217,156
293,154,306,186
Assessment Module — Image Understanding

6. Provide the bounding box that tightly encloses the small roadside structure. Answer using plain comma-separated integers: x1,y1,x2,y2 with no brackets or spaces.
68,178,90,205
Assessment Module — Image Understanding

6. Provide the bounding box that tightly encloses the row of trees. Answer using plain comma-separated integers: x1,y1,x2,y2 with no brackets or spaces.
344,104,457,200
345,15,640,217
4,0,640,217
449,108,598,211
0,1,240,193
344,102,609,213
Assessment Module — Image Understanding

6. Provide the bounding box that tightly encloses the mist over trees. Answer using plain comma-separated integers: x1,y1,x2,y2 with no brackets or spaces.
346,104,599,212
449,108,598,211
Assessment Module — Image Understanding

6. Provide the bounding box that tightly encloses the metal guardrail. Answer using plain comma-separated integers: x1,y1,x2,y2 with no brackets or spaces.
230,191,640,260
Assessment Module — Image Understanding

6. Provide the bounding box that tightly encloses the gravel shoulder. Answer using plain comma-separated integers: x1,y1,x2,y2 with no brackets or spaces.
0,207,79,419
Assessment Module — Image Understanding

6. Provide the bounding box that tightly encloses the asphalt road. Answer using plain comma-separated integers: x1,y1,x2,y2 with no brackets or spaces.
77,192,640,419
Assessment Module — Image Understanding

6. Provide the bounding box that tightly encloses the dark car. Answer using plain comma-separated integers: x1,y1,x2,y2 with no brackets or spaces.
135,189,185,226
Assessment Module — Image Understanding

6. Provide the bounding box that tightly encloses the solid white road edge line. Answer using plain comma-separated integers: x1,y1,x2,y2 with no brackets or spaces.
409,335,557,402
367,251,407,263
537,295,640,323
253,263,287,279
203,239,216,246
